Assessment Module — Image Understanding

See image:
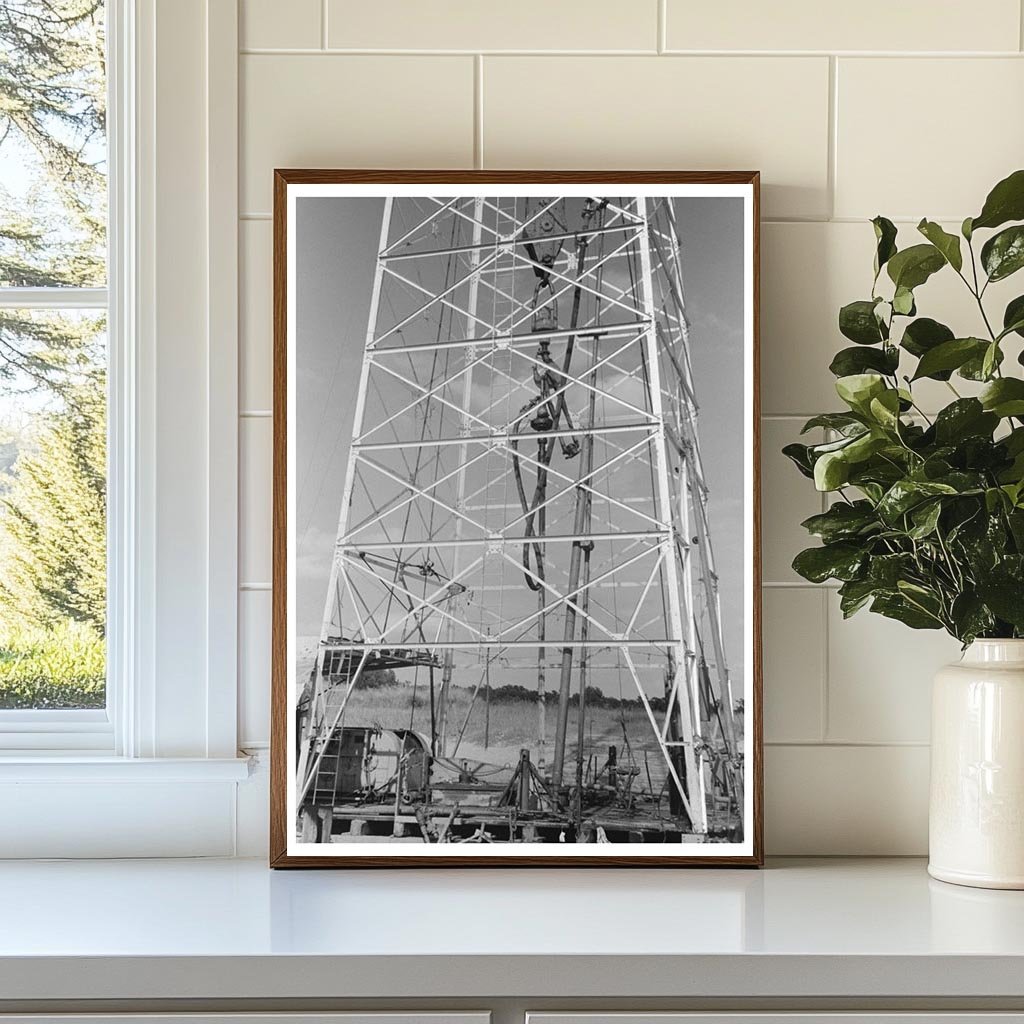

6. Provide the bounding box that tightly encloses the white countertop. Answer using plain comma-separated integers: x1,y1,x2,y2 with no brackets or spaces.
1,856,1023,1002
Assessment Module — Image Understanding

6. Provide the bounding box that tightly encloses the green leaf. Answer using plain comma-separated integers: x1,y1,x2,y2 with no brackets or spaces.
932,470,986,494
962,216,974,241
809,433,866,456
839,299,887,345
1006,427,1024,456
846,431,888,464
829,345,899,378
800,501,879,543
792,542,866,584
950,592,995,644
872,216,898,277
981,225,1024,282
985,486,1009,514
980,378,1024,418
868,389,902,430
976,576,1024,629
892,286,916,316
838,578,879,618
917,219,963,272
1009,508,1024,545
971,169,1024,232
887,243,946,291
982,341,1000,381
933,399,998,445
871,593,943,630
1003,295,1024,340
835,373,887,414
908,500,942,540
877,479,958,524
800,412,865,435
911,337,987,380
782,442,814,479
868,553,915,587
960,343,1004,381
814,450,850,491
900,317,954,363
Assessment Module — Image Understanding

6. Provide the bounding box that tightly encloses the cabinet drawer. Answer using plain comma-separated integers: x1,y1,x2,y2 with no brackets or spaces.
0,1016,490,1024
528,1016,1024,1024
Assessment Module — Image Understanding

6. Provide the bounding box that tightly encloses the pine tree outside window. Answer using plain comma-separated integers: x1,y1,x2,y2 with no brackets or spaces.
0,1,108,722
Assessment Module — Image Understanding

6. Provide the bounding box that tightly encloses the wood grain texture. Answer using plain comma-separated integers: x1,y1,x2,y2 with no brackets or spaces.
270,169,762,868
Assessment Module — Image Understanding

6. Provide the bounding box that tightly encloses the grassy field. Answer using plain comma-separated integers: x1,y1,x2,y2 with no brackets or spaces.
0,621,105,709
340,678,672,793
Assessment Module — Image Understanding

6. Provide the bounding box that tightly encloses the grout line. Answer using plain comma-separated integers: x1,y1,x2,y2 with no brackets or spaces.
662,49,1024,58
239,47,660,56
237,47,1024,57
321,0,329,50
657,0,666,54
240,583,271,591
762,216,979,225
240,410,272,418
762,580,840,589
240,213,271,221
827,56,838,220
474,55,484,170
764,408,951,419
820,588,830,743
1021,0,1024,52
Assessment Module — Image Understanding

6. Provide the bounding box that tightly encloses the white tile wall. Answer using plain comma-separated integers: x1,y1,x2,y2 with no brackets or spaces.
240,54,475,213
240,220,272,412
326,0,659,52
236,0,1024,854
836,58,1024,221
483,56,831,220
238,590,271,747
763,588,825,744
826,603,961,745
665,0,1021,54
239,416,272,587
241,0,321,50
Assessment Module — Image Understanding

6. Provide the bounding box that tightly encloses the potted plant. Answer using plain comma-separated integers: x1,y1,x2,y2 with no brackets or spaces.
785,169,1024,889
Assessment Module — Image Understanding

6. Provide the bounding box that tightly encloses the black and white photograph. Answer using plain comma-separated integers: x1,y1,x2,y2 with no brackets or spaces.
274,174,761,865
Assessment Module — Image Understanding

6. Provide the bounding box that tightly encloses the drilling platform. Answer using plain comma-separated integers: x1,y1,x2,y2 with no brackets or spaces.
295,195,743,844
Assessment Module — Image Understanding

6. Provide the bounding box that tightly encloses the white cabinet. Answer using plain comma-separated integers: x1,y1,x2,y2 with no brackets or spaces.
0,1017,489,1024
528,1017,1024,1024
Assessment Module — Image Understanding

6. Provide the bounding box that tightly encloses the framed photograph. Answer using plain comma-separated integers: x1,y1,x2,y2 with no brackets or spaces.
271,171,762,867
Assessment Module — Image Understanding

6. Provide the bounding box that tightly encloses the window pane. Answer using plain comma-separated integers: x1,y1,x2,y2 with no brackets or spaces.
0,1,107,288
0,309,105,709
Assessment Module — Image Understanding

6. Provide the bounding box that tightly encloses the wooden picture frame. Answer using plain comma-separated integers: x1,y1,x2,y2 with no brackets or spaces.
271,170,762,867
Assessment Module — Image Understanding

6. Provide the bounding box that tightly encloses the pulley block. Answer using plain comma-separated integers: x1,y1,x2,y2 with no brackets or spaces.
521,198,568,283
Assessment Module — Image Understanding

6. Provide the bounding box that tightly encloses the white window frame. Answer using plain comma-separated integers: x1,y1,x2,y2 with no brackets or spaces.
0,0,249,856
0,6,116,750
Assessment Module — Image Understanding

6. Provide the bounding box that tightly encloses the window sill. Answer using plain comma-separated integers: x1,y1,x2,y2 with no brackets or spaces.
0,754,252,782
0,709,114,752
0,755,254,857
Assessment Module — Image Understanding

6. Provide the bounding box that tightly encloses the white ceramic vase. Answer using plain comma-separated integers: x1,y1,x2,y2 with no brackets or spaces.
929,639,1024,889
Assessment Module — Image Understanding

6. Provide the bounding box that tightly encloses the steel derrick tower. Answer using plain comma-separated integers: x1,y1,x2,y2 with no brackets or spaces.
297,195,742,843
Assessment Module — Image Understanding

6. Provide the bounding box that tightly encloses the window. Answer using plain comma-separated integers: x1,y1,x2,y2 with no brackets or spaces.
0,1,108,723
0,0,245,856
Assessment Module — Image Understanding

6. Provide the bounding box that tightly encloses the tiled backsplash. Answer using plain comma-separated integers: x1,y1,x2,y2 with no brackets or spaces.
235,0,1024,854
